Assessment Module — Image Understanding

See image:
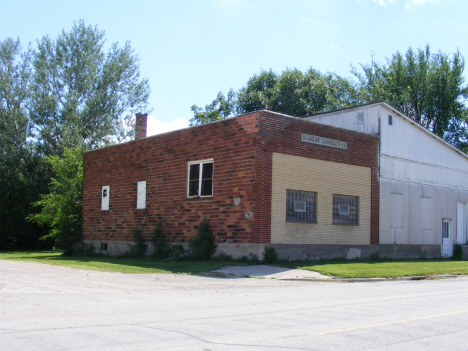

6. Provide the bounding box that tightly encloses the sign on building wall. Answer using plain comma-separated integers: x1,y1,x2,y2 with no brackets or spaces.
301,133,348,150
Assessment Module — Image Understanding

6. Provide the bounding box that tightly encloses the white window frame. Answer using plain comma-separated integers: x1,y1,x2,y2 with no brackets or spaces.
294,200,307,212
137,181,146,209
187,159,214,198
339,204,349,215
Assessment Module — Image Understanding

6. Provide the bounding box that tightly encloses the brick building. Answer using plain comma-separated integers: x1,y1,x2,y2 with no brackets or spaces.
82,110,380,259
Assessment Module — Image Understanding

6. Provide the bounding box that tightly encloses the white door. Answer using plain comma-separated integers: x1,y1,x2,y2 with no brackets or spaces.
457,202,467,245
442,219,453,258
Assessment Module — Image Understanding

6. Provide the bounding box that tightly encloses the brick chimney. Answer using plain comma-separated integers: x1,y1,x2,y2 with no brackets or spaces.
135,113,148,140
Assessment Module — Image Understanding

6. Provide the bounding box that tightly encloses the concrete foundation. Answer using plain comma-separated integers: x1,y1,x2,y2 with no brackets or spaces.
214,243,266,259
379,244,441,259
83,240,190,256
83,240,452,260
462,245,468,260
271,244,379,260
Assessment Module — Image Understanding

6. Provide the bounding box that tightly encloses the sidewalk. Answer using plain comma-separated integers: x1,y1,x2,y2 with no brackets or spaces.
210,265,461,282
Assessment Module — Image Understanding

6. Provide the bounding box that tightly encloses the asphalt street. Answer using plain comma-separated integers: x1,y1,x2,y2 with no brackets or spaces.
1,260,468,351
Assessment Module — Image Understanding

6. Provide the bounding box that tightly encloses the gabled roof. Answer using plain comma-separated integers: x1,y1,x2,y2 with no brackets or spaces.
304,101,468,160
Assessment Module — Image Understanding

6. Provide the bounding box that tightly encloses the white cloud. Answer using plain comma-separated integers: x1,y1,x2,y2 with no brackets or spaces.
147,116,190,136
331,44,339,50
405,0,438,9
372,0,438,9
372,0,396,6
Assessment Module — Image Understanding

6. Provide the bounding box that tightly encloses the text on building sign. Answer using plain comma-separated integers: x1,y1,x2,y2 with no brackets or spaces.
301,133,348,150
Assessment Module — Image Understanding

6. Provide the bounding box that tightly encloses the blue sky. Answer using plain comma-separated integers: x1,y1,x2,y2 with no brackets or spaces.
1,0,467,135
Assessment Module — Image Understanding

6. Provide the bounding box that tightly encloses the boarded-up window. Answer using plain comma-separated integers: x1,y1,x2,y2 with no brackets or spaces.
137,181,146,209
101,186,110,211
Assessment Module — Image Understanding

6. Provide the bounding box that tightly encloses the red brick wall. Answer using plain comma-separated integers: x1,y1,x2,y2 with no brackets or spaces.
83,112,261,244
83,110,379,245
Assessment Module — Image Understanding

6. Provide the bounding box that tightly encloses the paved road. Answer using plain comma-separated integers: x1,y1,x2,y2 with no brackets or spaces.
1,260,468,351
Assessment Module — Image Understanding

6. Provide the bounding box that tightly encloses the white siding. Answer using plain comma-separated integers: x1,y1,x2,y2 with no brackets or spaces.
308,105,381,135
306,103,468,248
378,105,468,189
306,104,468,190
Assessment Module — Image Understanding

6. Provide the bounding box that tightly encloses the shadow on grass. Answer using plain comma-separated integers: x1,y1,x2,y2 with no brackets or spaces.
0,251,243,275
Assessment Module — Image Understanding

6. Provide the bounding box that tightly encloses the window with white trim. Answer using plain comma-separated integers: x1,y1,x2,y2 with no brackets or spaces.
333,194,358,225
187,160,213,197
286,190,317,223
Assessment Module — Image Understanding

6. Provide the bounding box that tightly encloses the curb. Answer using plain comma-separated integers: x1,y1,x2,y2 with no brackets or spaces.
278,274,460,282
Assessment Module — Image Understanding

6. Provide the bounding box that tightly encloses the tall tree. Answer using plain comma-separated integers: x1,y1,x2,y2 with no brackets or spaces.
1,21,152,250
0,38,49,249
353,46,468,150
27,20,151,251
190,68,359,126
31,20,150,154
236,68,359,116
192,46,468,152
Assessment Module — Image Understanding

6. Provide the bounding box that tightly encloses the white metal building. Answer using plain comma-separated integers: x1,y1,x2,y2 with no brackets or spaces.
304,102,468,258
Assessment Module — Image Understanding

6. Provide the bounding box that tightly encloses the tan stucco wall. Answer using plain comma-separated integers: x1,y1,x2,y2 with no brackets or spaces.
271,153,371,244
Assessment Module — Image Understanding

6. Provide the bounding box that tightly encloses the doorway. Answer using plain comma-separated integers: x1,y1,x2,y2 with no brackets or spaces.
442,219,453,258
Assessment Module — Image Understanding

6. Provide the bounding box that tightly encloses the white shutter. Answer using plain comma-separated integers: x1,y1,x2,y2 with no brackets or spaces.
101,186,110,211
137,181,146,209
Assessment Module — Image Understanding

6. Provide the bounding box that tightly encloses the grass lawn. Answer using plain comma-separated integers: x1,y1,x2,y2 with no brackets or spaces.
1,251,467,278
0,251,236,274
282,260,468,278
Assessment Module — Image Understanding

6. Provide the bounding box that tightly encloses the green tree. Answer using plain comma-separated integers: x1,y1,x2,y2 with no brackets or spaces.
353,46,468,150
190,89,236,126
192,46,468,152
190,68,359,125
31,20,150,155
237,68,361,116
0,38,49,249
29,147,83,255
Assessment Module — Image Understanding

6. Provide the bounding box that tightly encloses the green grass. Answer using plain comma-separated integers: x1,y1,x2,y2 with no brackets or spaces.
1,251,467,278
281,260,468,278
0,251,237,274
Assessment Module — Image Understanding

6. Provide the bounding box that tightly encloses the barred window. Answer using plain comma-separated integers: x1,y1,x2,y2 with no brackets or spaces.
333,194,358,225
286,190,317,223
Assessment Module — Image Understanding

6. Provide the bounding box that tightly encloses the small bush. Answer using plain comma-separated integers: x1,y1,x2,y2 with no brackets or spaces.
213,252,234,261
370,251,380,261
452,245,464,260
132,228,146,258
263,246,278,263
248,253,260,264
421,250,427,260
235,253,260,264
171,244,185,261
188,220,217,260
151,221,171,259
237,255,250,263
